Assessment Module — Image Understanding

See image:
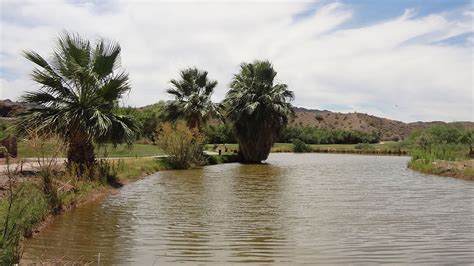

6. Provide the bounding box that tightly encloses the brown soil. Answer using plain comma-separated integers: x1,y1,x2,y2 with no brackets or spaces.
428,160,474,181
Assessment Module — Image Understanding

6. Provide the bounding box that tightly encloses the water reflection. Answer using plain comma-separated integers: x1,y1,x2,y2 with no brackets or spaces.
226,164,288,263
156,169,214,262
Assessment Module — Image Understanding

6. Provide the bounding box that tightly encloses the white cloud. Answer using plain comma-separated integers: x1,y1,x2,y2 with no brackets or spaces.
0,0,472,122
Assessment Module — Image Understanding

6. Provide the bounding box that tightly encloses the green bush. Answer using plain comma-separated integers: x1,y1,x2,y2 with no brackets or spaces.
354,143,374,150
156,121,207,169
292,139,312,153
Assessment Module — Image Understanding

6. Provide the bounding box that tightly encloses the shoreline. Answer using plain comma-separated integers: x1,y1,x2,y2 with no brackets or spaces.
15,155,235,247
408,159,474,181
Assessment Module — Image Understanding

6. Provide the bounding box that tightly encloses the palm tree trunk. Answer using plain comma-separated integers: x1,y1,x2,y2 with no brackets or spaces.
187,115,200,130
67,136,95,167
238,126,274,163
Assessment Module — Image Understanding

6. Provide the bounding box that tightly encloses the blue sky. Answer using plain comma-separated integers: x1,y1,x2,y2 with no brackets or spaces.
295,0,473,43
297,1,470,21
343,0,470,22
0,0,472,122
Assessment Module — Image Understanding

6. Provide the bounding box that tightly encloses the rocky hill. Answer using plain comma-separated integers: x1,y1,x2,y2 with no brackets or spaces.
291,107,473,140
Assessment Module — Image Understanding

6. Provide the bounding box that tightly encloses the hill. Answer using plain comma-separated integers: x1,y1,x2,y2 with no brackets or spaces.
291,107,473,141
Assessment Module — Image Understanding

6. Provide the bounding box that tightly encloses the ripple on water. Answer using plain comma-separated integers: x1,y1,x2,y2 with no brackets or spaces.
24,153,474,265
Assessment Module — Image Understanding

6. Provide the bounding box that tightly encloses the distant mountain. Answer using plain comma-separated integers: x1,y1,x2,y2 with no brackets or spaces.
0,99,37,117
1,99,472,140
291,107,473,140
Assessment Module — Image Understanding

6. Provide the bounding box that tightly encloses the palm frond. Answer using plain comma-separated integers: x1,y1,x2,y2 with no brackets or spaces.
98,71,130,102
93,40,121,79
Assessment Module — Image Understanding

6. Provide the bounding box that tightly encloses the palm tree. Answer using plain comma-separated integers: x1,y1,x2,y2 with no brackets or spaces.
164,67,219,129
224,60,294,163
19,32,139,167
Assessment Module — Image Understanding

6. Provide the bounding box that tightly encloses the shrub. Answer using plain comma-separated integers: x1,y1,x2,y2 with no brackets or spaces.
22,131,65,212
207,154,240,164
406,125,471,166
292,139,312,153
156,121,206,169
354,143,373,150
0,121,7,141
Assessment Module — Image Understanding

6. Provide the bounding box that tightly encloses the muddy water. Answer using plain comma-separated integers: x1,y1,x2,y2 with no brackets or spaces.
24,154,474,264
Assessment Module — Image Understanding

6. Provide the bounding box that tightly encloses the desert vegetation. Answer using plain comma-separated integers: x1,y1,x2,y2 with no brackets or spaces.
1,29,473,264
156,121,206,169
406,124,473,179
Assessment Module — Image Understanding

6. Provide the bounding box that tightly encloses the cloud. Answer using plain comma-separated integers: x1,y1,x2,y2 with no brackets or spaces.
0,0,472,122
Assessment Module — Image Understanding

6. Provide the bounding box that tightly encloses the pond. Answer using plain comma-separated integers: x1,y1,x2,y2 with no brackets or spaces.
24,153,474,264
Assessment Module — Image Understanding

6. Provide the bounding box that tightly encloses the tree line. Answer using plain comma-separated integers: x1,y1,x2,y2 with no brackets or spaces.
202,124,380,144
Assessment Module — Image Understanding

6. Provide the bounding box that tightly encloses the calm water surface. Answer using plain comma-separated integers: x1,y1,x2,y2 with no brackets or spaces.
24,154,474,264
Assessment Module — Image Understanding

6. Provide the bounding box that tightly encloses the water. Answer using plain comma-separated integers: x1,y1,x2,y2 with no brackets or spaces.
24,153,474,264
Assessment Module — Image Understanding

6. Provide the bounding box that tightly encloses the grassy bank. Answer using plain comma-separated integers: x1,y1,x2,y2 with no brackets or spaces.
207,142,408,155
17,143,165,158
408,145,473,180
409,159,474,180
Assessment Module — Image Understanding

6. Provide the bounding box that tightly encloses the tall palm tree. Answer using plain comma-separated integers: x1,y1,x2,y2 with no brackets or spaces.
164,67,219,129
224,60,294,163
19,32,139,167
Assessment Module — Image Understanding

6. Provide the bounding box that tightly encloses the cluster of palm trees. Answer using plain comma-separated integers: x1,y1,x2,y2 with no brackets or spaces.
20,32,294,166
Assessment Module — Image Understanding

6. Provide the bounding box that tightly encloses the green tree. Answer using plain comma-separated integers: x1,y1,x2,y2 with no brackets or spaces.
19,32,139,167
116,102,165,144
164,67,220,129
224,60,294,163
459,130,473,157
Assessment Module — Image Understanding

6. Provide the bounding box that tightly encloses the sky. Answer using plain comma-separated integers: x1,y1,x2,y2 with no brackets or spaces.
0,0,473,122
